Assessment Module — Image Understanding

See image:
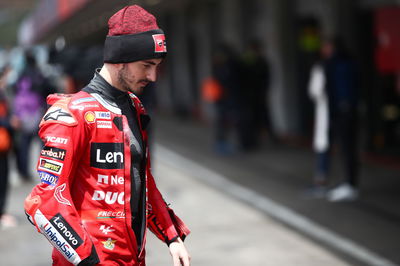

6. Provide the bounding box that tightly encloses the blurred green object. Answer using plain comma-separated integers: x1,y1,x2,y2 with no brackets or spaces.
298,27,321,53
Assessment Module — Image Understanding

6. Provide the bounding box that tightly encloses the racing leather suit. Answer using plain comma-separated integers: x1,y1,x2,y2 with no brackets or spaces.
24,75,190,265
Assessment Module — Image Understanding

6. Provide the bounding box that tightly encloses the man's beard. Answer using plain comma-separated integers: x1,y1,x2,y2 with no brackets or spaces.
117,65,147,95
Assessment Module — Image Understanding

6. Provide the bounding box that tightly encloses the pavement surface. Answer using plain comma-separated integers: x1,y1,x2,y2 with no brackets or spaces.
1,140,352,266
0,113,398,266
147,152,352,266
151,113,400,266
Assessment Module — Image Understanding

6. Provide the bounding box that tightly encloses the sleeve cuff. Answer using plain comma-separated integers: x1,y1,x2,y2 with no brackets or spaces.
166,235,179,247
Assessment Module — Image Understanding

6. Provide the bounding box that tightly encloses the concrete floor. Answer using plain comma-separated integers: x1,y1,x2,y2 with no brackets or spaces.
1,142,352,266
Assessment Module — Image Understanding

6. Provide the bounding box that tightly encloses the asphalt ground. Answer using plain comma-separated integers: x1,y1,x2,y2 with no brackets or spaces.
1,139,354,266
151,113,400,266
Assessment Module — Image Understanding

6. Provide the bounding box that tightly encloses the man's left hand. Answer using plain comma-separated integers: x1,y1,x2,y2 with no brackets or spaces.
169,237,191,266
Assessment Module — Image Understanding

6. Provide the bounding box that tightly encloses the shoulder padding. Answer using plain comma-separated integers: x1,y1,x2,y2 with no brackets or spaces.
40,94,77,127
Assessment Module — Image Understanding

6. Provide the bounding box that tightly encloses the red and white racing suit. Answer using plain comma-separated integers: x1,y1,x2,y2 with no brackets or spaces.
24,90,189,265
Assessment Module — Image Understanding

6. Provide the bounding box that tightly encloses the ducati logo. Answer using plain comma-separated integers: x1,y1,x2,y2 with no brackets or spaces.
45,136,68,145
152,34,167,53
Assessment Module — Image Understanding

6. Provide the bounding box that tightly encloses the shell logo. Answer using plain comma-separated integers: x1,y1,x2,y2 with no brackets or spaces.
84,111,96,123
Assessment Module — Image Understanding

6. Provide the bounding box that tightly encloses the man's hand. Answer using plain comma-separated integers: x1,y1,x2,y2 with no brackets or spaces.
169,237,191,266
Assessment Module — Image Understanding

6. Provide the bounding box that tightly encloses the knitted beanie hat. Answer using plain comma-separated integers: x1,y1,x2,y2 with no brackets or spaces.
103,5,167,63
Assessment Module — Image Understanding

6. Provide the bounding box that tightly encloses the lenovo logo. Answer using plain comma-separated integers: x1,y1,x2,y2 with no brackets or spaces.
50,213,83,249
90,143,124,169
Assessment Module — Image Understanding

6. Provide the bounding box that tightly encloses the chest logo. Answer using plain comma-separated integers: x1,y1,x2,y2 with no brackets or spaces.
90,143,124,169
84,111,96,123
102,238,117,250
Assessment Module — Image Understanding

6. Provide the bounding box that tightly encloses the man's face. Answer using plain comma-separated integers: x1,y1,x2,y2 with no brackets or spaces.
117,58,162,94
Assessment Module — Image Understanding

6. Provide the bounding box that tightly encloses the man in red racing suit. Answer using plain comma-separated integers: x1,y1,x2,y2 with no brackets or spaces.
24,5,190,266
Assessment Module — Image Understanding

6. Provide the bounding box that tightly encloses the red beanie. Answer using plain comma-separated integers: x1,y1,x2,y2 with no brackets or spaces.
103,5,167,63
107,5,160,36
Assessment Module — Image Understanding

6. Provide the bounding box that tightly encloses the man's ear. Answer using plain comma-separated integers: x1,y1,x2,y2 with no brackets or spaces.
114,63,124,70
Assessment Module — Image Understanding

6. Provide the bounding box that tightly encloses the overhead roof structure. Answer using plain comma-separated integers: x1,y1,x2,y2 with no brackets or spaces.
17,0,180,46
0,0,38,46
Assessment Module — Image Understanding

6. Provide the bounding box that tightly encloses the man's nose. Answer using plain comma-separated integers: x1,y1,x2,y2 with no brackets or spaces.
147,68,157,82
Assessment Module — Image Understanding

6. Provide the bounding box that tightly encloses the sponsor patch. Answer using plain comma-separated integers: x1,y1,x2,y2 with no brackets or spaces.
80,210,126,220
97,210,125,219
97,174,124,185
95,111,111,119
152,34,167,53
90,143,124,169
50,213,83,249
41,146,66,161
39,158,63,174
38,171,59,186
54,183,72,206
70,104,99,111
99,225,115,235
84,111,96,123
96,121,112,129
97,211,125,219
35,210,81,264
92,191,124,205
71,97,95,105
43,222,79,261
45,136,68,145
43,106,76,124
102,238,117,250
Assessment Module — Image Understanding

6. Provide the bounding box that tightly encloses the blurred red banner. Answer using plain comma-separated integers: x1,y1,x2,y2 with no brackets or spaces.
375,7,400,74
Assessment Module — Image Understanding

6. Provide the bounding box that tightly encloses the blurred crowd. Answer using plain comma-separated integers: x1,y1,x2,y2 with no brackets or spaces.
202,37,360,202
0,47,54,228
0,34,362,228
0,45,104,228
203,40,274,155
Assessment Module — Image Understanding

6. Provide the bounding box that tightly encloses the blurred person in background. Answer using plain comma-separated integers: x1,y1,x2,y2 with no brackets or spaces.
239,39,274,150
307,37,359,202
12,50,53,182
205,43,240,155
24,5,190,266
0,65,17,228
